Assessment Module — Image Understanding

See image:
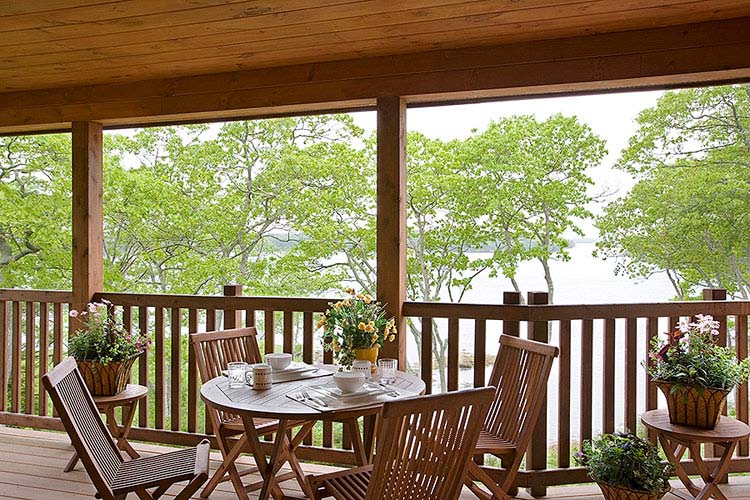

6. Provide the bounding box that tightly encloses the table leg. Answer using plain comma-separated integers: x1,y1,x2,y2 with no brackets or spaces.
362,415,377,462
690,441,735,500
116,402,140,459
201,433,250,500
241,415,285,500
658,435,702,499
344,419,368,466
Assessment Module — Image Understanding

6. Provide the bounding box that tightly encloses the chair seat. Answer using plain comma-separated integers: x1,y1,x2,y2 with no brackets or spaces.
110,440,209,494
311,466,373,500
475,430,516,456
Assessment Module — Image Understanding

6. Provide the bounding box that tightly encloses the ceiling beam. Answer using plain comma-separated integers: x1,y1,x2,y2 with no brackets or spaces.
1,16,749,134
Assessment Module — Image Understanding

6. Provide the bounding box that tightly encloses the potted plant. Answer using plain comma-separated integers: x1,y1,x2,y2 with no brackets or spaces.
646,314,750,428
575,432,673,500
68,300,151,396
318,288,396,369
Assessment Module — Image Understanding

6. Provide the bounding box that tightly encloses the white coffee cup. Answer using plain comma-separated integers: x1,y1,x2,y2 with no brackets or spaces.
252,363,272,390
352,360,372,380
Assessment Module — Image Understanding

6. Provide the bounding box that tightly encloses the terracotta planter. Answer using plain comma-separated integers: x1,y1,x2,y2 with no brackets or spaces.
76,356,138,396
655,381,730,429
595,480,669,500
353,346,379,373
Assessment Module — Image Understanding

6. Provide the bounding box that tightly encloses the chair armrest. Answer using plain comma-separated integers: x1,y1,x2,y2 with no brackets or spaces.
194,439,211,478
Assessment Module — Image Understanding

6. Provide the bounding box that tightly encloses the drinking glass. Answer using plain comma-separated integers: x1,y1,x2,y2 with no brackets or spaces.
227,362,248,389
377,358,398,384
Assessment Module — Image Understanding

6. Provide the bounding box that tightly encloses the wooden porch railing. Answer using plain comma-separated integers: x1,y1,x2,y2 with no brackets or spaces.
1,287,749,494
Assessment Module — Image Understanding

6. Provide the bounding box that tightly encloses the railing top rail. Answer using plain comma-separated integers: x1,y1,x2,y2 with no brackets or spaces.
0,289,73,303
95,291,333,312
404,299,750,321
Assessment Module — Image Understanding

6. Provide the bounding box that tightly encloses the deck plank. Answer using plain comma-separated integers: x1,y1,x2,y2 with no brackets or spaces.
3,426,750,499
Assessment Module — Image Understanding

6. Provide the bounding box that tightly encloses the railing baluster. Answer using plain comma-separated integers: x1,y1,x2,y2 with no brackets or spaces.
245,308,256,328
603,318,616,434
558,319,571,468
155,306,165,429
11,301,21,413
138,306,149,427
737,314,749,456
303,312,314,446
421,317,432,394
187,308,198,434
170,307,181,431
527,291,549,498
646,316,658,411
580,319,593,446
0,300,7,412
206,308,216,435
25,301,35,415
283,311,293,354
265,310,275,353
473,319,486,388
39,302,49,416
447,317,459,392
625,317,638,433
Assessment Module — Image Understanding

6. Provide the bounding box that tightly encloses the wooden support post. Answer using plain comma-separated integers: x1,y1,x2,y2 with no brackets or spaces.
71,121,104,315
376,96,407,366
703,288,729,466
527,291,549,498
223,284,243,329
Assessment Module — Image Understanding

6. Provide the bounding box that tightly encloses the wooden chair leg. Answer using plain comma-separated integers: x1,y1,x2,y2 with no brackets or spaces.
176,473,211,500
465,460,510,500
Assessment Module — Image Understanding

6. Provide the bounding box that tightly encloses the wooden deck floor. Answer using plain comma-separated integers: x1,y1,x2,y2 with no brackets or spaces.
2,426,750,499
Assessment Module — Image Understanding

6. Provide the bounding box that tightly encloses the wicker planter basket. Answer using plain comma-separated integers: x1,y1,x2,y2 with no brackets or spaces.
595,480,670,500
76,356,138,396
655,381,730,429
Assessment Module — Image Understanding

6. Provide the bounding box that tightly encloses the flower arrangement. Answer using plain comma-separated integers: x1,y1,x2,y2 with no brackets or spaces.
575,432,673,497
68,300,151,364
646,314,750,391
318,288,397,368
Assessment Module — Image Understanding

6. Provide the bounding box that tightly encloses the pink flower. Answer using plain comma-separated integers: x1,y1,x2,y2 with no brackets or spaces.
69,310,79,318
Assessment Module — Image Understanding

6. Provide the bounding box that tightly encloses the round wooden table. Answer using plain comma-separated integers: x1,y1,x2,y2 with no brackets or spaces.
201,365,425,500
64,384,148,472
642,409,750,500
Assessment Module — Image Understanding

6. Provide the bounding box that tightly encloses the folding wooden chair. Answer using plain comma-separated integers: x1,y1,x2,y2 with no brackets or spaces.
465,335,559,500
190,326,313,499
42,357,209,500
309,387,495,500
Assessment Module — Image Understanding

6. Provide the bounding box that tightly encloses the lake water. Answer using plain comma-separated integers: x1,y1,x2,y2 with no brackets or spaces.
404,242,681,446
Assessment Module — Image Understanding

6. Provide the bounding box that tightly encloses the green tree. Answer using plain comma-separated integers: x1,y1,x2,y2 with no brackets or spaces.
596,85,750,299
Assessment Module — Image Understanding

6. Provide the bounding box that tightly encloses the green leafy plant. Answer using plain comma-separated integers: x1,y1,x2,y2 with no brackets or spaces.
318,288,396,367
67,300,151,364
575,432,673,493
646,314,750,390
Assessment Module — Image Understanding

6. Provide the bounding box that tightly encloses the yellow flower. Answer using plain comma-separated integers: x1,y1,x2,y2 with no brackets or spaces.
333,301,342,310
389,334,395,342
345,287,355,295
333,340,341,352
358,322,366,330
364,324,373,333
356,293,364,299
364,295,372,304
371,333,378,342
325,309,330,315
343,299,351,307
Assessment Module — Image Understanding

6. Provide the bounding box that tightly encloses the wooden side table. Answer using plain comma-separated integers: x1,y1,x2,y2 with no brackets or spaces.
642,409,750,500
64,384,148,472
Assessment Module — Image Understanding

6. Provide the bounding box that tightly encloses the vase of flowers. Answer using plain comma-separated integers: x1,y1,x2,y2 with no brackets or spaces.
68,300,151,396
646,314,750,429
575,432,673,500
318,288,397,370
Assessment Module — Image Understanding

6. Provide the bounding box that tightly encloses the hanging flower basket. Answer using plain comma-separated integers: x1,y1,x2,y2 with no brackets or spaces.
595,478,670,500
656,381,730,429
76,355,139,396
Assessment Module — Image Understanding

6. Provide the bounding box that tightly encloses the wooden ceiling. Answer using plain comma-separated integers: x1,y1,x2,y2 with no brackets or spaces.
3,0,750,94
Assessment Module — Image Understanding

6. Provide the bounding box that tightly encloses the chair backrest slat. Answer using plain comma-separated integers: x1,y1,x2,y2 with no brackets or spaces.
190,327,263,424
366,387,494,500
485,335,559,448
42,357,123,499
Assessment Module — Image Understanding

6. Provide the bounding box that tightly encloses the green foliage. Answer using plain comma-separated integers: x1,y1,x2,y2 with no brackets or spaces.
597,85,750,299
67,301,151,363
575,432,673,493
646,315,750,390
320,288,396,367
